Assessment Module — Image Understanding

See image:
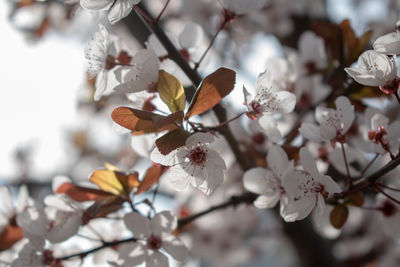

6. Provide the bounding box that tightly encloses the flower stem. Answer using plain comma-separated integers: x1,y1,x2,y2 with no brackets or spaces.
375,186,400,205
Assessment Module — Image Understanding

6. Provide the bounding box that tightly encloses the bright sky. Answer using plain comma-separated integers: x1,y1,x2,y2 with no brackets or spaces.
0,2,86,182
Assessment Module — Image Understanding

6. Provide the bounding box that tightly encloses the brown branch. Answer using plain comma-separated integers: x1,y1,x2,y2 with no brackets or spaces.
177,192,257,229
56,237,137,261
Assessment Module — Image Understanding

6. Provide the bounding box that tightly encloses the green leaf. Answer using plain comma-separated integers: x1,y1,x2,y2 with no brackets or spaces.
157,70,186,113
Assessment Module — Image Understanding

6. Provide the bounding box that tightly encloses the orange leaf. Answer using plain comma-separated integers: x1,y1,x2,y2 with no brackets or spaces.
56,183,114,202
136,165,163,195
89,169,140,198
186,68,236,118
0,225,23,250
155,128,191,155
112,107,181,135
83,197,124,224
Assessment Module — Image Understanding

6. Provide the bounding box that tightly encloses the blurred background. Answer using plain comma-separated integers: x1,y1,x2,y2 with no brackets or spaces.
1,0,400,266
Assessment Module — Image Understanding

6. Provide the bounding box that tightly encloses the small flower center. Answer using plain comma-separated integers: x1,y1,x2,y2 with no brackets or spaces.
147,235,162,250
187,147,207,165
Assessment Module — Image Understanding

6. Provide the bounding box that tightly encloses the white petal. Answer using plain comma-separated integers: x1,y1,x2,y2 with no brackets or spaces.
335,96,354,134
243,167,273,195
344,67,381,86
299,122,322,141
373,32,400,55
146,251,169,267
108,0,135,24
16,185,29,213
258,116,282,143
46,212,81,243
267,145,291,177
256,69,273,92
253,194,280,209
84,25,110,78
151,211,177,236
186,132,214,147
0,186,14,219
150,147,180,166
314,193,326,222
162,236,189,262
80,0,113,10
371,114,389,130
320,175,341,195
271,91,296,114
118,243,147,266
123,212,152,239
164,166,191,192
299,148,320,179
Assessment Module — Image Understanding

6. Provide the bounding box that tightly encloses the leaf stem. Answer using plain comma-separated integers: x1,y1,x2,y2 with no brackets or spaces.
154,0,170,24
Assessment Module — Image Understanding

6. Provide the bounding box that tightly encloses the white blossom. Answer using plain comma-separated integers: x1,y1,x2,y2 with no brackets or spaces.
344,50,398,90
0,185,29,233
243,69,296,142
16,195,83,247
151,132,226,195
243,145,297,221
299,96,354,142
373,20,400,55
80,0,141,24
114,44,159,94
114,211,188,267
367,113,400,155
283,148,341,221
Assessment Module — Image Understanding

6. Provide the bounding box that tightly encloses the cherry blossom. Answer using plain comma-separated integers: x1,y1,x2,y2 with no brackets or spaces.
114,44,159,94
151,132,226,195
16,195,83,247
80,0,141,24
218,0,267,15
367,113,400,156
373,20,400,55
114,211,188,267
299,96,354,143
345,50,398,93
243,69,296,142
283,148,341,221
84,24,114,100
0,185,29,233
243,145,297,221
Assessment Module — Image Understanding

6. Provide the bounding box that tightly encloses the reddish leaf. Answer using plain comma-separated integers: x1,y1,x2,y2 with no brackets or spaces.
136,165,163,195
112,107,181,135
0,225,23,250
186,68,236,118
155,128,191,155
56,183,114,202
330,205,349,229
83,197,124,224
90,169,140,198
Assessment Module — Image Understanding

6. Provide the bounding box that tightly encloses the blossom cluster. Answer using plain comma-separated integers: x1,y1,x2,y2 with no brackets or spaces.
4,0,400,266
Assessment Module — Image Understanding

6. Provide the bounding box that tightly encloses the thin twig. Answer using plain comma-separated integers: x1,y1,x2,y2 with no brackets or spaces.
358,153,379,179
154,0,170,23
194,19,228,70
341,142,352,187
375,186,400,205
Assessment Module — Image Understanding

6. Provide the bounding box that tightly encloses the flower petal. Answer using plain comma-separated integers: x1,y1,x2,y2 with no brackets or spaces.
162,236,189,262
151,211,177,236
123,212,152,239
